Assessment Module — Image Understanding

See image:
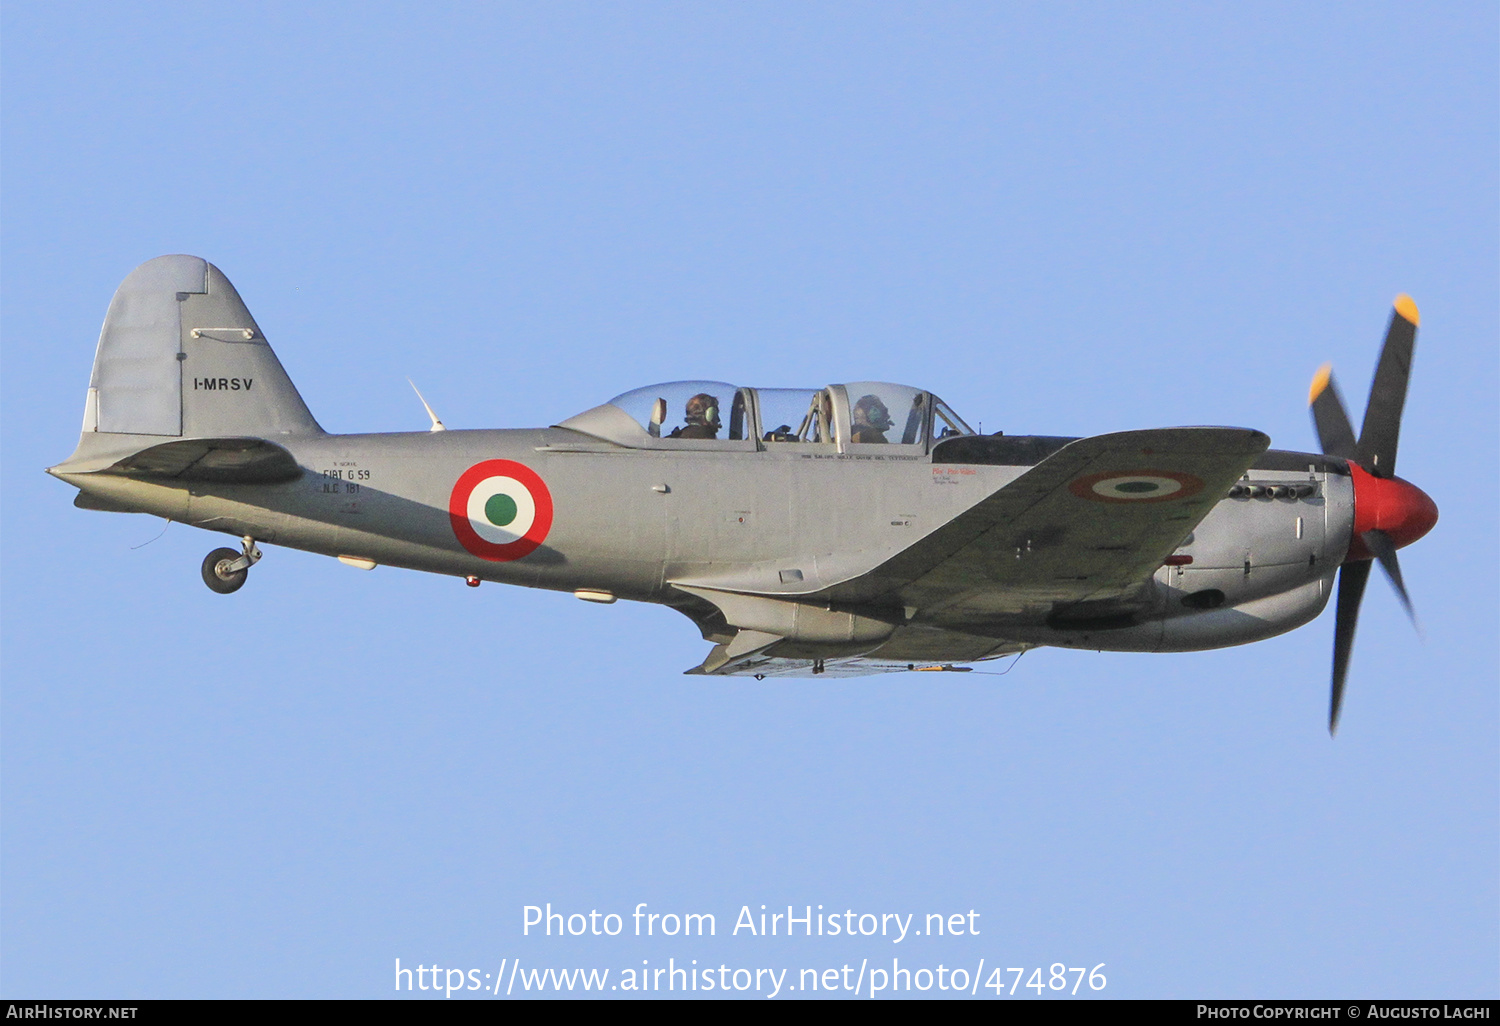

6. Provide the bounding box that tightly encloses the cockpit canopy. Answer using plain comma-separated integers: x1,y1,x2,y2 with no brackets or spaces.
556,381,974,452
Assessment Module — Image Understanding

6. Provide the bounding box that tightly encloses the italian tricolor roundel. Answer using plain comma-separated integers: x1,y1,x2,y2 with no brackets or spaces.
449,459,553,561
1068,469,1205,504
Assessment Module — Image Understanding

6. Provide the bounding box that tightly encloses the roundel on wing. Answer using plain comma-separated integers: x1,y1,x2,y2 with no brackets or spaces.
449,459,554,561
1068,469,1205,504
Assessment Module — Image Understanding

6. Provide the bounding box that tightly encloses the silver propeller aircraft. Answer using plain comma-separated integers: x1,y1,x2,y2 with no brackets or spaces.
50,256,1438,732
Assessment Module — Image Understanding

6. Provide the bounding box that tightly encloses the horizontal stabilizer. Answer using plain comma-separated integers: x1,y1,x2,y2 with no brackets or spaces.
103,436,301,484
73,491,137,513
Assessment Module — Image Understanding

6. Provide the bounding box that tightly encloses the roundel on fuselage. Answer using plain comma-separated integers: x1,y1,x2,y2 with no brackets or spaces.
449,460,553,560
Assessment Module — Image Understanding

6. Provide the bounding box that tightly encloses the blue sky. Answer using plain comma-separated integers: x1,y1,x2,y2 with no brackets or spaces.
3,3,1495,999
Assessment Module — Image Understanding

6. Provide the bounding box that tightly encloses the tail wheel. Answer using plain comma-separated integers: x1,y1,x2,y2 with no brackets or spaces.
201,547,247,594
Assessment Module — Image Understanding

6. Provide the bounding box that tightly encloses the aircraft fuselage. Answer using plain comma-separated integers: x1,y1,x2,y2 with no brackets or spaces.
56,427,1354,657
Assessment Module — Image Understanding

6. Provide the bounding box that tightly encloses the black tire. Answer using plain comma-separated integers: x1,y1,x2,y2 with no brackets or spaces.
201,547,247,594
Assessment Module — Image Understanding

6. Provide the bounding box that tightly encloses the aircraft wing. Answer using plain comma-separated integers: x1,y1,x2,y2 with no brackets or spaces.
819,427,1270,619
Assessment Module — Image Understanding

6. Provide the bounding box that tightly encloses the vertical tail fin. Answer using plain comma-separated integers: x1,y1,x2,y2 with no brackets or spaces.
83,255,322,440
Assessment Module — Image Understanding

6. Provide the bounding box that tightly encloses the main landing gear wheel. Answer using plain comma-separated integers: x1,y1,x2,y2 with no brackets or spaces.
202,548,247,593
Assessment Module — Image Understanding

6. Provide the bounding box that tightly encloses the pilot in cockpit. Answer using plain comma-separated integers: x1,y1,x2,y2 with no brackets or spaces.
851,394,893,444
670,393,721,439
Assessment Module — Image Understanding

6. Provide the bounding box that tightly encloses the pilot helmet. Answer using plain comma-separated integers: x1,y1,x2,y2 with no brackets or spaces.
853,394,893,431
685,393,720,426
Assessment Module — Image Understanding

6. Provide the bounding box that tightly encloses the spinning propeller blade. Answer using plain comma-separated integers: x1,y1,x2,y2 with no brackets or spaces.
1308,296,1435,735
1308,365,1357,462
1357,295,1419,478
1360,528,1418,629
1329,560,1370,735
